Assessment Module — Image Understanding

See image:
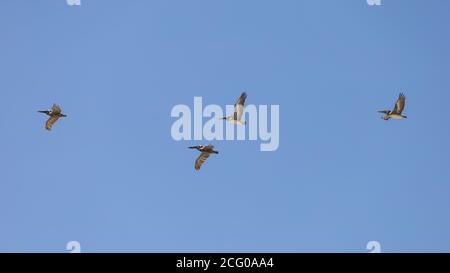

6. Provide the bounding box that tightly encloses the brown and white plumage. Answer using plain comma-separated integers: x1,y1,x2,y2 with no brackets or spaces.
195,152,211,171
45,115,61,130
189,144,219,171
38,104,67,131
222,92,247,125
392,93,406,115
378,93,407,120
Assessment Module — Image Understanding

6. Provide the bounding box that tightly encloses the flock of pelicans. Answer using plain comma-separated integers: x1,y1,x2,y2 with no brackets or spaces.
38,92,407,171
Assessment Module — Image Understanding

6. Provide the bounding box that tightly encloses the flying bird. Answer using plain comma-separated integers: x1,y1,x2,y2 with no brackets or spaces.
38,104,67,130
188,145,219,171
378,93,407,120
222,92,247,125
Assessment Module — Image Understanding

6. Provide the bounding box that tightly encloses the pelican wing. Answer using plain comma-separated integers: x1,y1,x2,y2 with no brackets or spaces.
52,104,62,115
195,152,210,171
234,92,247,107
204,144,215,151
233,92,247,121
45,116,60,131
392,93,406,114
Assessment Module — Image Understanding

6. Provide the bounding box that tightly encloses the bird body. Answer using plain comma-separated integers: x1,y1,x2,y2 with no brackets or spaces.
223,117,246,126
378,93,407,120
222,92,247,125
38,104,67,130
188,145,219,171
385,113,405,120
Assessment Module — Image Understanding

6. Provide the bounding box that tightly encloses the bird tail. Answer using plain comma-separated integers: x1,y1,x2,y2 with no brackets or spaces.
212,151,219,154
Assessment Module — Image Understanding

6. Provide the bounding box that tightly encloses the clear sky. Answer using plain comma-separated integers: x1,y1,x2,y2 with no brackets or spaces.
1,0,450,253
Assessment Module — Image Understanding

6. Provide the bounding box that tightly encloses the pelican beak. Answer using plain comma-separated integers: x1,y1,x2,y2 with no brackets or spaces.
188,146,196,149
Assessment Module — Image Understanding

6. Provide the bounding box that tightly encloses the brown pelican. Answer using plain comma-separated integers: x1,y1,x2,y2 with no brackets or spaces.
188,145,219,171
38,104,67,130
222,92,247,125
378,93,407,120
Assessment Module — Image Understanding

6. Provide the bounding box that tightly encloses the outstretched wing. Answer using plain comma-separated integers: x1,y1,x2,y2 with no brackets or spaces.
392,93,406,114
52,104,62,115
233,92,247,121
195,152,210,171
45,116,60,131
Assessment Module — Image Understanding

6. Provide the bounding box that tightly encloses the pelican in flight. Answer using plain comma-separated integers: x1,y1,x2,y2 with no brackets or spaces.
38,104,67,130
378,93,407,120
188,145,219,171
222,92,247,125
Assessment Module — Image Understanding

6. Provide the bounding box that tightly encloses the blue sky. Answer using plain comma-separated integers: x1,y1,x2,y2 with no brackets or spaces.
1,0,450,252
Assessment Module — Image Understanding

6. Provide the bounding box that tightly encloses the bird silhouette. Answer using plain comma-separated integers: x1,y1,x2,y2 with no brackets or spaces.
222,92,247,125
188,145,219,171
38,104,67,130
378,93,407,120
